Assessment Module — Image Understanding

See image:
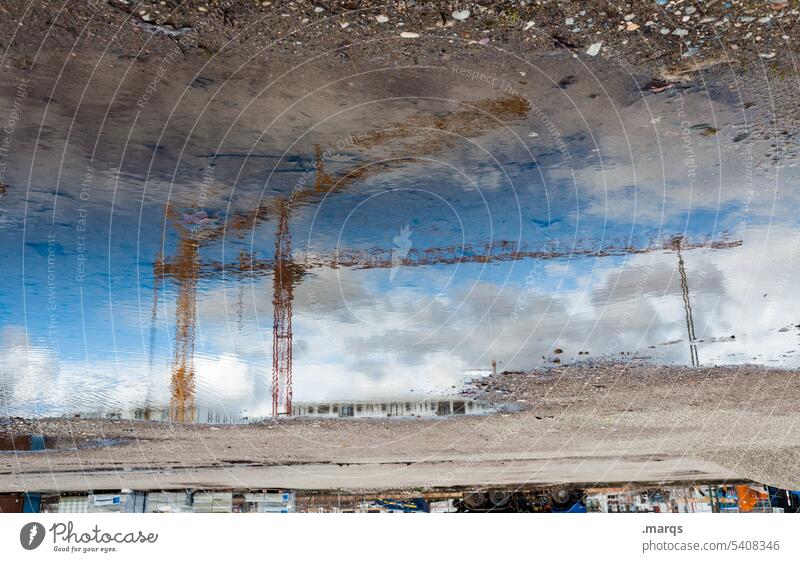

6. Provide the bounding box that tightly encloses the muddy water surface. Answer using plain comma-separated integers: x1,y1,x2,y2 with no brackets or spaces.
1,52,798,421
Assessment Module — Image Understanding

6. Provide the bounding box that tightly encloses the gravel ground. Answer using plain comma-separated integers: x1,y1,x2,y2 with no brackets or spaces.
2,1,797,70
2,363,798,491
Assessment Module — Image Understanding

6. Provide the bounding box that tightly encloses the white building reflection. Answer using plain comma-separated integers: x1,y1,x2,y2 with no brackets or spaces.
291,398,491,418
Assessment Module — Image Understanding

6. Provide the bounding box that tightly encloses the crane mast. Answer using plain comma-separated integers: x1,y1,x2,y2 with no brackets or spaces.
272,202,294,416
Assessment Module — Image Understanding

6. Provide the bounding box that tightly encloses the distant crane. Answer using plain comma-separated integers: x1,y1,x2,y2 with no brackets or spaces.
671,236,699,366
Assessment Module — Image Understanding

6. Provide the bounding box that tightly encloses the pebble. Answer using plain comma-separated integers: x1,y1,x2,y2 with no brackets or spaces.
314,6,323,13
685,6,696,15
376,15,389,23
758,16,772,23
672,28,689,36
400,31,419,38
586,42,602,56
452,10,470,21
524,21,535,31
626,22,640,31
565,17,575,25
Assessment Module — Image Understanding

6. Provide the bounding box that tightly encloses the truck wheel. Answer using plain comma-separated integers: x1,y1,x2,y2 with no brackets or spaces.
550,488,576,509
488,490,511,509
462,491,489,511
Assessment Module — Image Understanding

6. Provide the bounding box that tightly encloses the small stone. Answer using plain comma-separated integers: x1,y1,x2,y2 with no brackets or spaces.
528,132,539,138
685,6,696,15
479,37,490,45
524,21,535,31
198,6,208,12
626,22,640,31
314,6,323,13
672,28,689,36
624,14,636,21
586,42,602,56
400,31,419,38
375,15,389,23
565,17,575,25
758,16,772,23
452,10,470,21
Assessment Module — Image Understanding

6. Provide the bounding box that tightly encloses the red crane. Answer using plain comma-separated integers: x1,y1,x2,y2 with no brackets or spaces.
271,201,294,416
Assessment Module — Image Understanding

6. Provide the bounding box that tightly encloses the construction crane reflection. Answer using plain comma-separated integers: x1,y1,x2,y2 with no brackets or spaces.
150,95,732,420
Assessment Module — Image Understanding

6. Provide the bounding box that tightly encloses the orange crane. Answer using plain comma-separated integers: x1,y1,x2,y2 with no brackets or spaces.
153,205,206,422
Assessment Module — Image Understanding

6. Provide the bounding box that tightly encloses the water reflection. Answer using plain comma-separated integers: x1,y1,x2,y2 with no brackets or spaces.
1,54,799,421
291,398,492,418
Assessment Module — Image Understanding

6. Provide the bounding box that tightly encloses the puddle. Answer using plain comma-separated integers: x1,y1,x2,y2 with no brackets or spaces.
1,51,800,422
0,433,126,453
